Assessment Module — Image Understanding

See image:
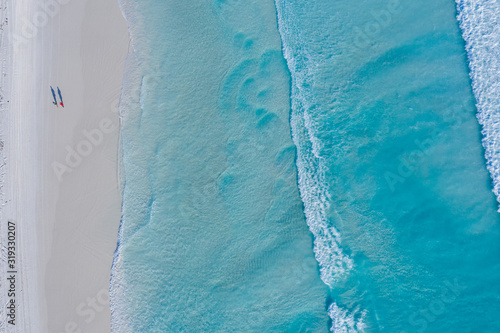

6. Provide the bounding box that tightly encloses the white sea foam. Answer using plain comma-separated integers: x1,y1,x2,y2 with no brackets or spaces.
455,0,500,211
273,2,364,331
280,26,353,289
109,2,142,332
329,303,367,333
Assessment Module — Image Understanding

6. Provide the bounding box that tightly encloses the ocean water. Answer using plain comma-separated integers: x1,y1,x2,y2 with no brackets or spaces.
274,0,500,331
111,0,329,332
455,0,500,210
111,0,500,332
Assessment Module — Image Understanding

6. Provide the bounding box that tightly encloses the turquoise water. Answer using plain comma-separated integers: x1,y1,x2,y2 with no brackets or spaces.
455,0,500,210
111,0,329,332
111,0,500,331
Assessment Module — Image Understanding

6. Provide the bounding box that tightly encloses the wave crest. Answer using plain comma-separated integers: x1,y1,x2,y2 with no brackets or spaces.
455,0,500,211
272,1,364,331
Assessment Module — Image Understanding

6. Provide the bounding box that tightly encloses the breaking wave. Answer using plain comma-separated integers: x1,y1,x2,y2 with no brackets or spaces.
273,1,364,331
455,0,500,211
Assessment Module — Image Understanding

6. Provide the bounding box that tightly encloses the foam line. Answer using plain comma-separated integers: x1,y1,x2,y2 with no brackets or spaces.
455,0,500,211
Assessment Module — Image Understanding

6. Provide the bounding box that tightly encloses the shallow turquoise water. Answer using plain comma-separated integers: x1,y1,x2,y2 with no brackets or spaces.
111,0,329,332
111,0,500,332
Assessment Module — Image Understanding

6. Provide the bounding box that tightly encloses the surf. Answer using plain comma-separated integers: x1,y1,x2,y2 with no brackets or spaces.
455,0,500,211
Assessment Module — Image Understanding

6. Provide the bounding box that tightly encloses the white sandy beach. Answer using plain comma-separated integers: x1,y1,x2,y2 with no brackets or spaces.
3,0,129,331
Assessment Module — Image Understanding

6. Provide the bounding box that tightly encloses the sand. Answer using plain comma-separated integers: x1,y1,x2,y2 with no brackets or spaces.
5,0,129,331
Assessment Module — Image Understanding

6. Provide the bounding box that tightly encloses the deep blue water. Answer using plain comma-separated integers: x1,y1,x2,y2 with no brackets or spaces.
111,0,500,331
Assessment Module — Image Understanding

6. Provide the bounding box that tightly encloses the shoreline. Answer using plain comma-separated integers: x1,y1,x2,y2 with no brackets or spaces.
3,0,129,331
